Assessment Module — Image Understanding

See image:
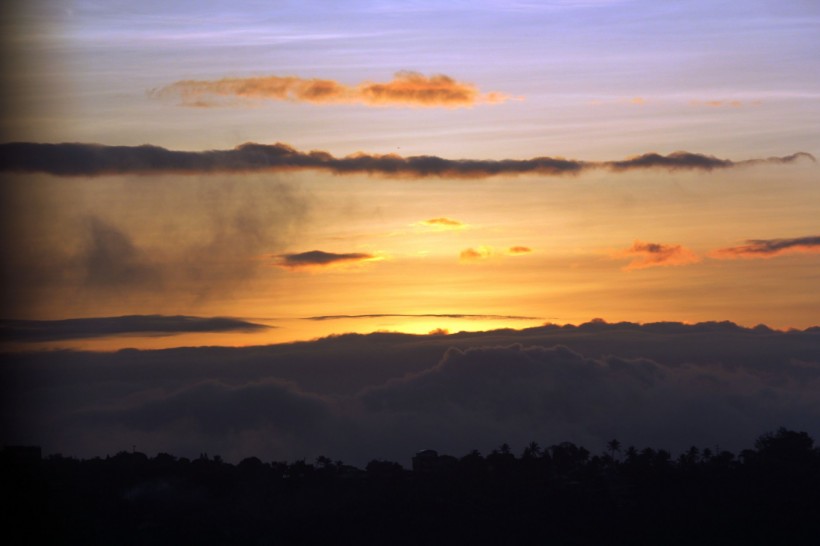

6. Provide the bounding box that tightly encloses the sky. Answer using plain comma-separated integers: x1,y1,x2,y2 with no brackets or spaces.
1,0,819,462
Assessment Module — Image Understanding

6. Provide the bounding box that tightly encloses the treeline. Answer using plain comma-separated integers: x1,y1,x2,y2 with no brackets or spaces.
3,428,820,545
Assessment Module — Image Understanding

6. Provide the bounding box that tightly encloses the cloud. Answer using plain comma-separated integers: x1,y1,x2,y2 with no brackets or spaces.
605,152,731,171
152,71,510,108
0,176,310,315
359,340,820,460
460,245,532,260
739,152,817,167
617,241,701,270
508,246,532,254
711,236,820,259
0,315,270,342
607,151,815,171
303,313,540,321
4,320,820,465
419,217,464,229
690,100,761,108
81,217,160,289
88,379,333,437
1,142,813,178
277,250,376,268
460,246,493,261
73,378,342,462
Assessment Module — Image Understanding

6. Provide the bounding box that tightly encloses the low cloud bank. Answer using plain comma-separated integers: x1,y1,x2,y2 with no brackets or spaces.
2,321,818,465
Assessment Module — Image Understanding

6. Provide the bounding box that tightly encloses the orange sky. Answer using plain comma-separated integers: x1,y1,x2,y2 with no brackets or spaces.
1,0,818,350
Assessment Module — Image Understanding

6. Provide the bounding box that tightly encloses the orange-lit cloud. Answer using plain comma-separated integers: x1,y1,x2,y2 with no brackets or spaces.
589,96,647,106
2,142,814,178
277,250,376,269
710,236,820,259
508,246,532,255
460,246,493,261
618,241,701,270
153,71,510,108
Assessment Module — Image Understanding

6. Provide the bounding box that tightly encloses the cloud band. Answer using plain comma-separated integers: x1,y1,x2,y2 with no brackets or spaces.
0,315,269,342
1,142,813,178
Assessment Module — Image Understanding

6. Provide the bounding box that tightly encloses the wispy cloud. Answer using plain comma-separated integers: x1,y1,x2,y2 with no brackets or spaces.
4,178,310,305
1,142,814,178
690,99,761,108
303,313,540,321
152,71,510,108
277,250,377,268
0,315,269,342
711,236,820,259
419,217,465,229
617,241,701,270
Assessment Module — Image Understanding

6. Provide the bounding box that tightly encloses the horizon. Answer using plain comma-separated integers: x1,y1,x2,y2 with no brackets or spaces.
1,314,817,353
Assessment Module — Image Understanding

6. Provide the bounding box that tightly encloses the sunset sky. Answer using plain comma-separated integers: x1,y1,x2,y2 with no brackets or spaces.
2,0,819,350
1,1,819,462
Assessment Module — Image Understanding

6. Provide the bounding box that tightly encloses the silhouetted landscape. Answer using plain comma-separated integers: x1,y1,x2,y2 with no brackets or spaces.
3,427,819,545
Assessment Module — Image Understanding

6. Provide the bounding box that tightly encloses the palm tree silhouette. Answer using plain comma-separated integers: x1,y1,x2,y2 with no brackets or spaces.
522,441,542,459
607,439,621,462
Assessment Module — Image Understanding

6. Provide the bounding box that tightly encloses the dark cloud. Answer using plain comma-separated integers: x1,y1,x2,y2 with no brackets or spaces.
303,313,540,321
606,151,815,171
358,341,820,459
1,142,813,178
0,315,269,342
0,177,310,314
740,152,817,166
278,250,375,268
420,217,464,227
712,236,820,259
151,71,509,108
605,152,732,171
88,379,332,436
617,240,701,270
3,320,819,465
81,217,160,289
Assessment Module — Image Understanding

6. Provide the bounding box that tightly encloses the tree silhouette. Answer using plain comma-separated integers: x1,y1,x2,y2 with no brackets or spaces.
3,428,820,545
754,427,814,465
522,441,542,459
607,439,621,461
